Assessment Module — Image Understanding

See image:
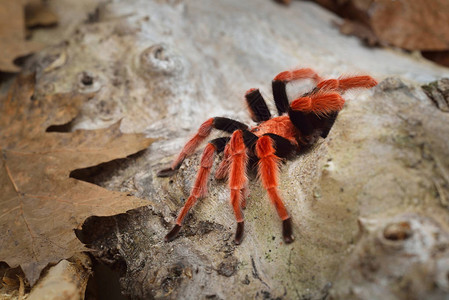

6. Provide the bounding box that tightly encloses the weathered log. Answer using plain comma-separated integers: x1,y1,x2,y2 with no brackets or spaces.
16,0,449,298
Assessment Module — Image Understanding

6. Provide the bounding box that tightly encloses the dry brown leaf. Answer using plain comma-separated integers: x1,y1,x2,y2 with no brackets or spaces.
338,19,379,47
312,0,449,51
0,0,42,72
0,74,153,286
370,0,449,51
25,1,58,28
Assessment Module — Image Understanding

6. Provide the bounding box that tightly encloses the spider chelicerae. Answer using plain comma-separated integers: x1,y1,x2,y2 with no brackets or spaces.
158,68,377,244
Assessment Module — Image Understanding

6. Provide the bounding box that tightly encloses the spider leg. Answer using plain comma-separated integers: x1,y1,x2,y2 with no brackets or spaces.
317,75,377,91
165,142,217,242
263,133,297,158
240,130,259,210
272,68,322,116
216,149,248,209
245,88,271,123
209,137,230,153
290,91,345,115
215,129,258,180
255,135,294,243
228,130,249,244
288,75,376,141
287,91,345,143
273,68,322,83
158,117,247,177
318,112,339,139
309,75,376,137
216,139,250,209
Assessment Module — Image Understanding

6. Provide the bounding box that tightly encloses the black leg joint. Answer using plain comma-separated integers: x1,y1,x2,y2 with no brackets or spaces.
263,133,297,158
288,109,315,136
165,224,182,242
234,221,245,245
282,218,294,244
242,130,258,153
213,117,248,133
245,89,271,122
320,111,339,139
157,167,178,177
288,108,339,142
210,137,230,153
272,80,289,116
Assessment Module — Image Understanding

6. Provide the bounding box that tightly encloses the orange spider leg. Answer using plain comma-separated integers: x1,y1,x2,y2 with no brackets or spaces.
256,135,294,243
216,142,249,211
290,91,345,115
158,118,214,177
317,75,378,91
228,130,248,244
273,68,324,116
158,118,248,177
165,143,216,241
274,68,322,83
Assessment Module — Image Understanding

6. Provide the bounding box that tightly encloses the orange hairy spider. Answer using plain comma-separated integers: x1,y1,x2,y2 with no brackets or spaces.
158,67,377,244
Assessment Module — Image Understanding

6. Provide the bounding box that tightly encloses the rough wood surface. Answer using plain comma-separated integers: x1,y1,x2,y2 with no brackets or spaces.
10,0,449,298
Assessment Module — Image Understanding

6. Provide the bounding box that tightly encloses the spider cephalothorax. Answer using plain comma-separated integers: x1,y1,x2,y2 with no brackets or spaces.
158,68,377,244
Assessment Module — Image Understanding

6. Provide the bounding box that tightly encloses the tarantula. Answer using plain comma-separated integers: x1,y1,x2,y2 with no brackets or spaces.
158,68,377,244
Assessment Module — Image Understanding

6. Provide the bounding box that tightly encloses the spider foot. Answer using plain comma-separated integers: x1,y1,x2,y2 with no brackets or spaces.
165,224,182,242
282,218,294,244
157,167,177,177
234,221,245,245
